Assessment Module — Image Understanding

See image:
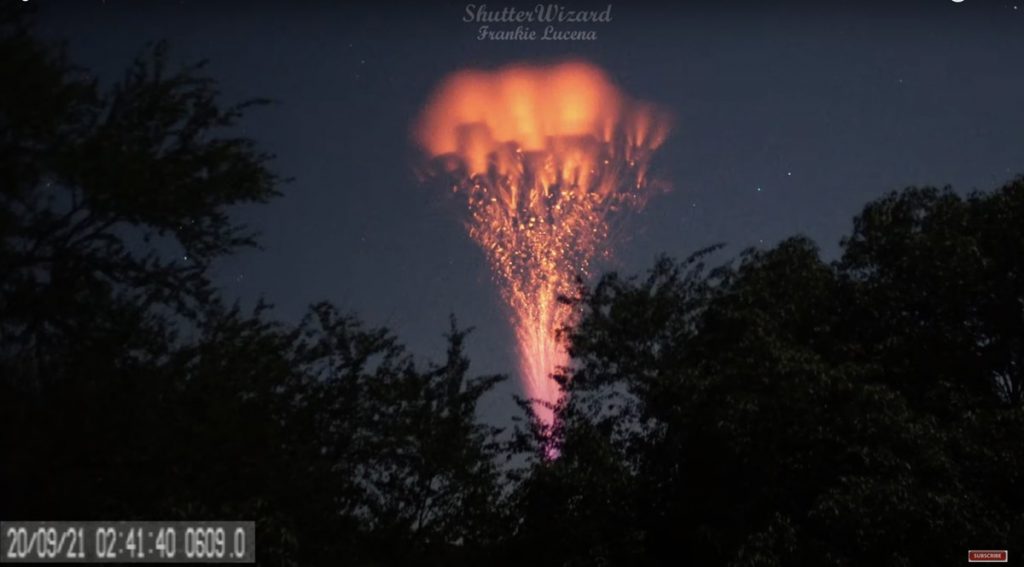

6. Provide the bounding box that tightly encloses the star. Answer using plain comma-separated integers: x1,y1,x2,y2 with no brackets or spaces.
756,186,762,192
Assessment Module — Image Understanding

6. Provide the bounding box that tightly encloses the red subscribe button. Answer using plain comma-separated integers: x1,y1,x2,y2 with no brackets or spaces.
969,550,1008,562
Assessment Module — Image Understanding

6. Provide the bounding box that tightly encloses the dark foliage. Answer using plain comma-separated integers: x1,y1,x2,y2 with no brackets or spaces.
2,14,1021,566
526,182,1024,565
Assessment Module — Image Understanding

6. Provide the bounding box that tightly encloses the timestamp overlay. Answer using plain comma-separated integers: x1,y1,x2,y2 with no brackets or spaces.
1,522,255,563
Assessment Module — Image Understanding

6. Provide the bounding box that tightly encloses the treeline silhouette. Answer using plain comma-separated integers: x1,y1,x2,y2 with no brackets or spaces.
2,11,1021,566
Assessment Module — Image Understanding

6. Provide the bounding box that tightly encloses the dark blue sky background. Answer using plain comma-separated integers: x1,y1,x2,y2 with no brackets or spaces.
36,0,1024,422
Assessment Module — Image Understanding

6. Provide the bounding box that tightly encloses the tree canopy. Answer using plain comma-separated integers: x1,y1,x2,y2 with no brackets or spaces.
2,12,1021,566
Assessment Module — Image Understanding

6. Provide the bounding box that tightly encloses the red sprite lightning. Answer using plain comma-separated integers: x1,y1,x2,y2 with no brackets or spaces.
414,61,671,427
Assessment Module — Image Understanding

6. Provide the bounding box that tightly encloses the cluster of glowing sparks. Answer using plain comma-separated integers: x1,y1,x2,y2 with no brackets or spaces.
414,61,671,427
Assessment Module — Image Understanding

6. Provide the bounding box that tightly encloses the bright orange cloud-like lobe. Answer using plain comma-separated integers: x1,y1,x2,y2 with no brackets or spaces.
414,60,671,428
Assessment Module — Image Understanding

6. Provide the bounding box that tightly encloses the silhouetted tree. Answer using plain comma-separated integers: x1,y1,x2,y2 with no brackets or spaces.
3,7,1022,566
0,12,510,566
519,180,1024,565
1,4,281,524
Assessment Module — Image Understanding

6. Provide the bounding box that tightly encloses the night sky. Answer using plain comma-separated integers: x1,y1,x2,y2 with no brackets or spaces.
35,0,1024,422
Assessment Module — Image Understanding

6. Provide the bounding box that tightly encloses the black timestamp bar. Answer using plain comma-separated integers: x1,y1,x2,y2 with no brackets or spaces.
1,522,255,563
